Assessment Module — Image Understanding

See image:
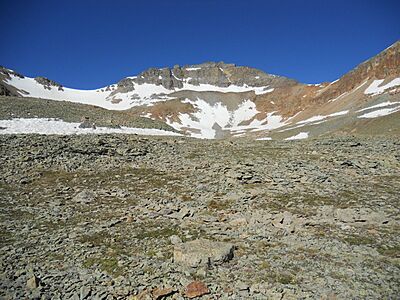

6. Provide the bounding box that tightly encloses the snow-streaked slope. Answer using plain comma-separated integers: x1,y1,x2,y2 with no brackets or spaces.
297,110,349,124
356,101,400,112
0,118,181,136
364,78,400,96
358,106,400,119
328,80,368,102
277,110,350,132
5,73,274,111
167,99,259,139
236,112,286,132
166,98,287,139
181,83,273,95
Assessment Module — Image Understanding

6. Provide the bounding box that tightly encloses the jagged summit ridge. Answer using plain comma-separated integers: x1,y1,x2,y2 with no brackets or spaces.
117,61,296,92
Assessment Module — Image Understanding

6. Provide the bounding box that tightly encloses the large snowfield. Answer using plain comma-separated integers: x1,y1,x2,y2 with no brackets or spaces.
6,73,274,111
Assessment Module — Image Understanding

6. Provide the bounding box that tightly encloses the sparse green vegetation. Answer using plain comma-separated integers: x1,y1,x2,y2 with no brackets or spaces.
343,235,376,246
83,256,122,277
207,199,234,210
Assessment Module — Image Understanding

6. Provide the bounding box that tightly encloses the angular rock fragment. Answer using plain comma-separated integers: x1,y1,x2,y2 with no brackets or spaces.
26,275,40,289
79,116,96,129
185,281,210,299
174,239,234,268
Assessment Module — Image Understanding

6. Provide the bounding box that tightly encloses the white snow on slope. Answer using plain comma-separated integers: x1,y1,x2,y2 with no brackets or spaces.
276,110,349,133
330,79,340,85
229,112,287,133
5,73,274,110
247,113,286,132
179,83,274,95
167,98,289,139
6,75,179,110
6,76,116,107
356,101,400,112
256,137,272,141
285,132,309,140
168,99,230,139
0,118,181,136
167,99,261,139
364,78,400,96
297,110,349,124
358,106,400,119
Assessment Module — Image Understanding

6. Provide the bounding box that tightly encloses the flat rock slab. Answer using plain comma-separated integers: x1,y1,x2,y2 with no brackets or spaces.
185,281,210,298
174,239,234,268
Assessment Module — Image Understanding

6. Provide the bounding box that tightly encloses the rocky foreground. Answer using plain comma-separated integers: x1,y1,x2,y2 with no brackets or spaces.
0,134,399,299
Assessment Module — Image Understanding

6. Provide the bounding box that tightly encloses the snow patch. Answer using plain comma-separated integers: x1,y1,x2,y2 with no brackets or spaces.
248,113,286,132
277,110,349,133
285,132,309,140
167,98,261,139
166,98,287,139
364,78,400,96
256,137,272,141
330,79,339,85
356,101,400,112
180,82,273,95
297,110,349,124
0,118,181,136
358,107,400,119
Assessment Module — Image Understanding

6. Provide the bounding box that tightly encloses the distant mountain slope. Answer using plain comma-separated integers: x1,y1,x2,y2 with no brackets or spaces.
1,41,399,139
0,62,294,110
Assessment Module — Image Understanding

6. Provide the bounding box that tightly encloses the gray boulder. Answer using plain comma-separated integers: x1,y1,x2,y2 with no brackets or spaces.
173,239,234,268
73,190,95,204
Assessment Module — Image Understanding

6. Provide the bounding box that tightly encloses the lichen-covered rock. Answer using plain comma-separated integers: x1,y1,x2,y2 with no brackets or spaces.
173,239,234,268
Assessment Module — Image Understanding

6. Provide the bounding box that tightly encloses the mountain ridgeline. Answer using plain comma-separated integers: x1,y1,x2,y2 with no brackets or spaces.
0,41,399,139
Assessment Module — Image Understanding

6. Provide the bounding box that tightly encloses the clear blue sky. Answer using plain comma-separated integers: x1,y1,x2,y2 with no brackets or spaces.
1,0,399,88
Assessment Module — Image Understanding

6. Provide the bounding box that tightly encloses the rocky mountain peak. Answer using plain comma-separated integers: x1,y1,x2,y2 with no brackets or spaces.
0,66,24,80
116,62,297,92
34,77,63,91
